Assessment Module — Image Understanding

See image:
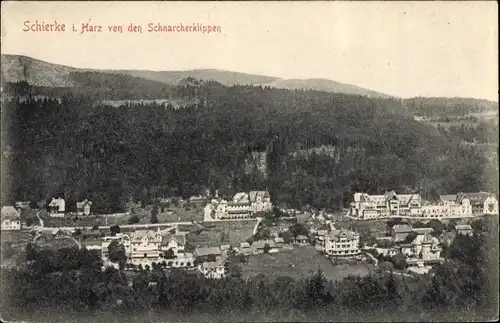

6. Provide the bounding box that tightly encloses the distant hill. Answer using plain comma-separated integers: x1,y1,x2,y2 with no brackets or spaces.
264,78,392,98
1,54,391,98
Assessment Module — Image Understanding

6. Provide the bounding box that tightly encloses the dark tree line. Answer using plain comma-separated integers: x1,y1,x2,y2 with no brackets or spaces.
1,81,498,212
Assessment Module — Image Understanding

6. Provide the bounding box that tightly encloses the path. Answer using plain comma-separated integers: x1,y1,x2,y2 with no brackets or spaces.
252,217,263,235
36,211,44,227
362,251,379,267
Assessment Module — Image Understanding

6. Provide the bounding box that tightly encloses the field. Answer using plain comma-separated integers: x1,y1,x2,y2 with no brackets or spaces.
1,230,33,267
333,219,388,237
241,245,374,281
186,220,257,247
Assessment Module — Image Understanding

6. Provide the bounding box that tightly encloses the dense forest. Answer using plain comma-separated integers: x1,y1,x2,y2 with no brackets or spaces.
1,217,497,321
1,80,498,212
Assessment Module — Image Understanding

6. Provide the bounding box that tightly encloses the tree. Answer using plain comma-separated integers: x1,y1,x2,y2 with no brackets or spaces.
428,219,445,236
108,240,127,269
128,214,140,224
403,231,418,244
263,243,270,254
278,230,294,244
390,253,407,270
151,206,159,224
446,219,458,232
378,261,394,273
163,248,175,259
289,223,309,238
110,225,120,235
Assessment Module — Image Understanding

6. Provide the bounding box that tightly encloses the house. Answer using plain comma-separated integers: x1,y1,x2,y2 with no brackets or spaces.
350,191,422,219
239,242,252,255
212,193,253,220
76,200,92,216
397,231,442,262
391,224,413,242
1,206,21,231
295,235,309,245
129,230,162,264
274,237,284,248
160,233,186,258
455,224,473,236
459,192,498,216
198,260,226,279
249,190,272,213
194,246,222,262
48,198,66,215
84,239,102,251
323,228,360,257
251,240,278,254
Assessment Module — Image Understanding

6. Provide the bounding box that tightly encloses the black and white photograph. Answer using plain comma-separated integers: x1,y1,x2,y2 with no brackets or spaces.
1,1,498,322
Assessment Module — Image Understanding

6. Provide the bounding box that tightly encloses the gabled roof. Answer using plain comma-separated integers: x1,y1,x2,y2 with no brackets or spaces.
249,190,270,202
232,192,250,203
194,246,221,257
131,230,158,241
274,237,284,244
440,194,457,202
455,224,473,231
161,234,186,246
239,242,251,248
296,235,308,240
392,224,412,233
77,199,92,208
459,192,491,205
412,228,434,235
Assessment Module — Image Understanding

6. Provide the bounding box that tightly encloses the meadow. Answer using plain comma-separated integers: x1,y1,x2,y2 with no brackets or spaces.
241,245,374,282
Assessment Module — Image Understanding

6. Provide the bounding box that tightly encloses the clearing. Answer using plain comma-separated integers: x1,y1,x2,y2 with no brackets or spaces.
241,245,374,281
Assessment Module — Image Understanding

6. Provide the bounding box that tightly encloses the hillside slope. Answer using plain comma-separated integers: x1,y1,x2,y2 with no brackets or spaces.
1,54,390,97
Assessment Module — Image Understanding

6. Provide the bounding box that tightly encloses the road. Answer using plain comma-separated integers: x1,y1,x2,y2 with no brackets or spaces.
31,217,262,232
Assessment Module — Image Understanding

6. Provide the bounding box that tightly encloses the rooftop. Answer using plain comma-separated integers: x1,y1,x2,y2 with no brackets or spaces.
392,224,412,233
194,246,221,257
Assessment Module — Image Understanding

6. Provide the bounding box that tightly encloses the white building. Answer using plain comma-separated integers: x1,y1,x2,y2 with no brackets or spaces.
323,227,360,257
249,190,272,213
421,192,498,218
198,260,226,279
207,190,273,220
1,206,21,231
350,191,422,219
76,199,92,216
48,197,66,215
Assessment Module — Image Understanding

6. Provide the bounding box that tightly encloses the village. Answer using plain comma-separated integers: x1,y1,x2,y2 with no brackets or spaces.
1,188,498,280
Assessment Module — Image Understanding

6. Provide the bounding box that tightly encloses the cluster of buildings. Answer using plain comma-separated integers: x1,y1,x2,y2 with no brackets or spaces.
350,191,498,220
388,225,444,268
204,190,272,220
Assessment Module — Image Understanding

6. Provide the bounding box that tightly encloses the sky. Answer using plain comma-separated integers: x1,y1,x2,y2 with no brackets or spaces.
1,1,498,101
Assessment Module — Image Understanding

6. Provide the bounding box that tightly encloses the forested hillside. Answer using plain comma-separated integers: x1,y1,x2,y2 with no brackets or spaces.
1,80,498,213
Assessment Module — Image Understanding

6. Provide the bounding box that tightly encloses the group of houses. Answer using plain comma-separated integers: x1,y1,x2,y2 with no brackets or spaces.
387,224,444,268
350,191,498,220
203,190,273,220
48,198,92,217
